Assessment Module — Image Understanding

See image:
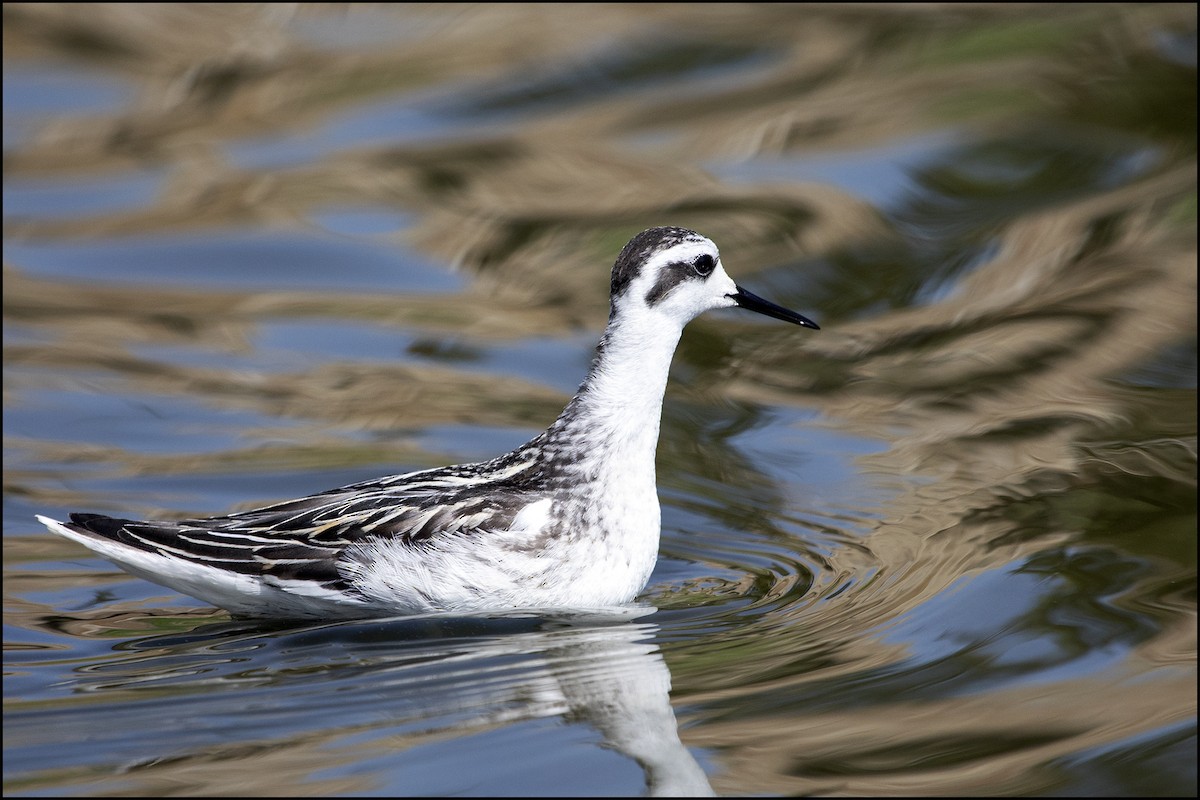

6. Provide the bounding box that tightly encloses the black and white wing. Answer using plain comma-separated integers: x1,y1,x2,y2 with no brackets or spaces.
38,460,551,617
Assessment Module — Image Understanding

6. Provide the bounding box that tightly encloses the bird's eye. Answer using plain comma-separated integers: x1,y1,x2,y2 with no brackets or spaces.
692,254,715,276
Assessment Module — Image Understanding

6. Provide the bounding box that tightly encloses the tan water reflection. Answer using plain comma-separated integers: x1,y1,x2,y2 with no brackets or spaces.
4,3,1195,796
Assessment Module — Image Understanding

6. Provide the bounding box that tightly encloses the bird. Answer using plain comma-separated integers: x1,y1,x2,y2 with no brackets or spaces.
38,226,819,619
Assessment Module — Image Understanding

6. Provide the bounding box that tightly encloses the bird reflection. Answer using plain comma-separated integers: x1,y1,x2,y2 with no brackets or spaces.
57,610,714,797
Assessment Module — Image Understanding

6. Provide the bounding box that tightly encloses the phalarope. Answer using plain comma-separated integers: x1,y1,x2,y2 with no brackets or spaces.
38,227,818,618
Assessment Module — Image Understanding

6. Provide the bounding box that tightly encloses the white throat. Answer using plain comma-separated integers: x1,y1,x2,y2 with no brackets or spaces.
549,307,685,479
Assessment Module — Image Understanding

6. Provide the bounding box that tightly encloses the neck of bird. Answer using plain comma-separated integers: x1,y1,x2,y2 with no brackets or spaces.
544,310,684,481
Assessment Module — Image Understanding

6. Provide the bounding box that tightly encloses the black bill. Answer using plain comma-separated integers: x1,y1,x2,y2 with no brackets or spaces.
730,286,820,330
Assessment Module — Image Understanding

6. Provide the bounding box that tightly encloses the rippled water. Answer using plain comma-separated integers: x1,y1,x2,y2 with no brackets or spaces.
4,4,1196,796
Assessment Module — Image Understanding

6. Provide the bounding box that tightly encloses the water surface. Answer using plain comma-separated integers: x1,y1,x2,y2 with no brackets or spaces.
4,4,1196,796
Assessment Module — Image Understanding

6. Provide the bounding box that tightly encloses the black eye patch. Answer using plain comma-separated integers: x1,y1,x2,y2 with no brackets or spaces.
645,257,713,306
692,254,715,276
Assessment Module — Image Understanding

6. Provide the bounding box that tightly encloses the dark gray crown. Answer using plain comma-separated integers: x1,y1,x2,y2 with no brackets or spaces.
610,226,707,299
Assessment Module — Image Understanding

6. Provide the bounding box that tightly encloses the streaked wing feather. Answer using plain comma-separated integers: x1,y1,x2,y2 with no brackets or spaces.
66,464,542,590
